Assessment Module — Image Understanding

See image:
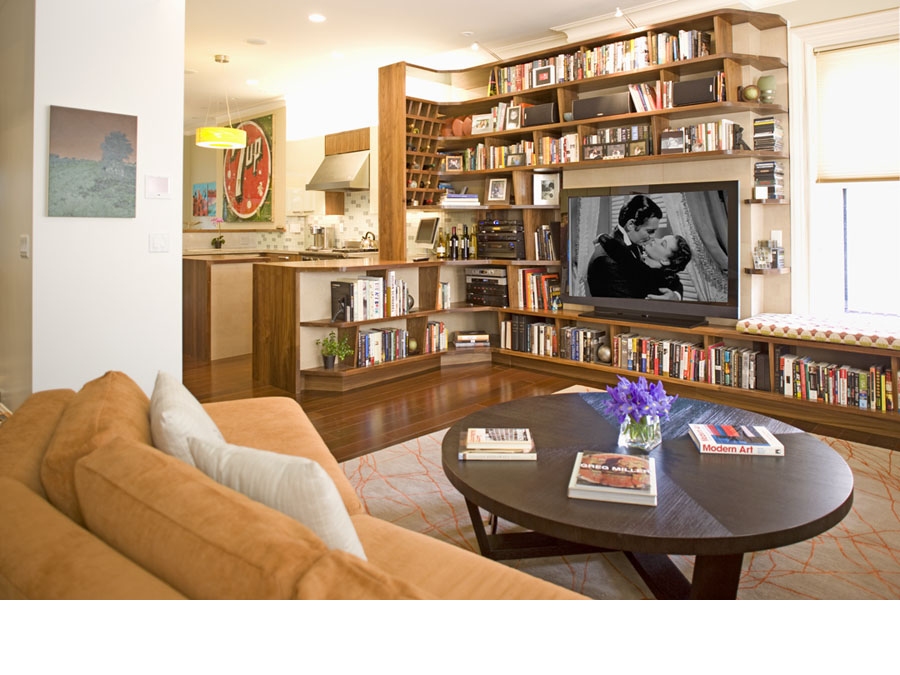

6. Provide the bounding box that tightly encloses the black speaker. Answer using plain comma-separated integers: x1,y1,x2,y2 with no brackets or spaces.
522,102,559,127
572,93,633,120
673,77,717,106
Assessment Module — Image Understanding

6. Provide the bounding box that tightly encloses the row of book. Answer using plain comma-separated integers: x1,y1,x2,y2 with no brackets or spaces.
437,281,451,310
535,133,580,165
486,30,712,96
660,118,738,154
486,141,534,169
612,334,772,390
533,223,560,261
357,328,409,367
777,353,894,411
330,271,409,322
517,267,560,310
500,316,554,354
424,321,448,354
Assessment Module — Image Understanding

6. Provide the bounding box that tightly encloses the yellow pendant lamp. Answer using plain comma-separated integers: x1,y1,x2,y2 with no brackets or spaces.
195,54,247,150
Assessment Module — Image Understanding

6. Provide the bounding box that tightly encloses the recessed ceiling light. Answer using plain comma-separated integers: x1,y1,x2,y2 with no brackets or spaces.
308,13,326,23
246,37,267,45
470,42,480,51
246,79,259,86
461,31,474,37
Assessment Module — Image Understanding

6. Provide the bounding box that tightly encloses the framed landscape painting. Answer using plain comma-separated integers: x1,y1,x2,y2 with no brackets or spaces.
48,105,137,217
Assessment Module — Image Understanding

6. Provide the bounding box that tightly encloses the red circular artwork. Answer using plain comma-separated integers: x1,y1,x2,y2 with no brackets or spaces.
223,120,271,219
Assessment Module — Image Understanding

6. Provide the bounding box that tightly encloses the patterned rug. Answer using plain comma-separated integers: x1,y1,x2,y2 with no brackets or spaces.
341,386,900,599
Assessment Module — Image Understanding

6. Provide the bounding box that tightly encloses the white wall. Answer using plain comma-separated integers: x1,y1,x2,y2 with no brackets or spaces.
31,0,185,396
0,0,36,409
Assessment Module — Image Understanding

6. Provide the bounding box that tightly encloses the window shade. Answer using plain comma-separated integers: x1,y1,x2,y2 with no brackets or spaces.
816,40,899,182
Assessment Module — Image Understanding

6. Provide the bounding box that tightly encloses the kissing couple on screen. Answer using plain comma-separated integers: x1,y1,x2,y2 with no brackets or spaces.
587,195,692,300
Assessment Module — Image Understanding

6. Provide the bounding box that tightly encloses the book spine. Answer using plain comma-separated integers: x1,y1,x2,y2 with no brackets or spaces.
696,442,784,456
458,452,536,461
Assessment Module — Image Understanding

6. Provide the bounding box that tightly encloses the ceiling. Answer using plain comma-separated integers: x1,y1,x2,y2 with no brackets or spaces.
184,0,645,138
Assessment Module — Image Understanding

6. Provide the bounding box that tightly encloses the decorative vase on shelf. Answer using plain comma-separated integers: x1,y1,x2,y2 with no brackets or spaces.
756,75,776,104
618,415,662,452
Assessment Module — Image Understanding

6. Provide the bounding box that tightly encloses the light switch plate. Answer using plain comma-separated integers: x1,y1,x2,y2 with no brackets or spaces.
19,234,30,259
149,233,169,252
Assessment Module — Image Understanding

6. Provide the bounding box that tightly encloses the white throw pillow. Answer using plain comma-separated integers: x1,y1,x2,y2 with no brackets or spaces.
188,437,366,560
149,371,224,467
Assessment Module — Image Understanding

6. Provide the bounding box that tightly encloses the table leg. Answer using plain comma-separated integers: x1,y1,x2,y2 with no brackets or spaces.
689,553,744,599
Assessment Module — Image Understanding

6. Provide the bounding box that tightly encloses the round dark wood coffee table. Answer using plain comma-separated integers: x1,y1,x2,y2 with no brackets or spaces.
441,393,854,600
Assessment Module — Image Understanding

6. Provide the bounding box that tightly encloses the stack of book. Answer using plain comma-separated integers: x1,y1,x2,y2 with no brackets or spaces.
754,161,784,200
441,192,481,208
454,331,491,349
753,116,784,152
459,427,536,461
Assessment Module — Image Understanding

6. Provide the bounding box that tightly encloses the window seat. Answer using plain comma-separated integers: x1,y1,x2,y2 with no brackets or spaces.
736,313,900,351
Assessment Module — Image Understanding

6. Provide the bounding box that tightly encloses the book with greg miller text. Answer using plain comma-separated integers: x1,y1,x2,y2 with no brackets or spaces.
688,423,785,456
567,452,657,506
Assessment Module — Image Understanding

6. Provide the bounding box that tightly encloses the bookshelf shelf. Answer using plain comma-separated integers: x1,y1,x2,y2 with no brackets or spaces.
744,267,790,275
745,198,789,204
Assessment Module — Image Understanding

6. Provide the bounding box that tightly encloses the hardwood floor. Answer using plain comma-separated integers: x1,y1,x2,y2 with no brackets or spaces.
184,355,900,462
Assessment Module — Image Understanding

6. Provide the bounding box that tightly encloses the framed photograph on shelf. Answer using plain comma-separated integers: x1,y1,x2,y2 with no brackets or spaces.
485,177,509,204
628,140,650,157
506,105,522,130
660,129,686,155
471,113,493,134
583,144,603,160
506,152,525,167
533,172,560,206
532,65,556,88
444,155,464,172
603,143,626,159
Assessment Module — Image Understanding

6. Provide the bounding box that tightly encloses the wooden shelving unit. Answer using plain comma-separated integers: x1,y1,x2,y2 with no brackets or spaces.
744,267,790,275
405,98,444,208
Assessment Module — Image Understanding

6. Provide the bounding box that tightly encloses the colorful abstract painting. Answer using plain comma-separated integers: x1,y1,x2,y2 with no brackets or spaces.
48,106,137,217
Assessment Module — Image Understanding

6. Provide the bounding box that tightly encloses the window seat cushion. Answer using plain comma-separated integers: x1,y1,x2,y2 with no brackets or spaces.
736,313,900,350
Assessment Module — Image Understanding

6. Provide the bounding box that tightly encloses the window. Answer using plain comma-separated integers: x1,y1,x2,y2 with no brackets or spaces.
809,38,899,318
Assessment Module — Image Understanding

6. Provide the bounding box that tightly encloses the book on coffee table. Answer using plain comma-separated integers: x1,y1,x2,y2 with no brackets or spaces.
688,423,784,456
567,452,657,506
465,427,534,451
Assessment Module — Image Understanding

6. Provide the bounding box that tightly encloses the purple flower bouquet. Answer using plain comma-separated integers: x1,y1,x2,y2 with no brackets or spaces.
602,376,676,451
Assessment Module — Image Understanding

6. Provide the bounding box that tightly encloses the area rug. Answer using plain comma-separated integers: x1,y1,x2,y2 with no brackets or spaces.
341,385,900,599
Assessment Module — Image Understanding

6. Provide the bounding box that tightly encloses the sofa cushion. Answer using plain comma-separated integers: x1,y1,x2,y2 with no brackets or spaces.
0,477,184,600
189,438,366,560
74,437,427,599
351,514,587,600
150,371,223,466
203,397,362,516
41,371,151,524
0,389,74,497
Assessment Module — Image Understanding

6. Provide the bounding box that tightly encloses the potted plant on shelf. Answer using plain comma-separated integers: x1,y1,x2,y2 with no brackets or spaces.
211,217,225,248
315,331,353,369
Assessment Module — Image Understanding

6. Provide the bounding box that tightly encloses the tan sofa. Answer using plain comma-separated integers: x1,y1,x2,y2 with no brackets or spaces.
0,371,584,600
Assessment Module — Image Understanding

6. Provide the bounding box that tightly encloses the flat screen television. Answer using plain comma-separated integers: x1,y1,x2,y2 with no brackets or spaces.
560,181,739,327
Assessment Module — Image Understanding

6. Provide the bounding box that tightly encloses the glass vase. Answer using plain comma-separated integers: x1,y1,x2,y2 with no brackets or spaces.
618,415,661,452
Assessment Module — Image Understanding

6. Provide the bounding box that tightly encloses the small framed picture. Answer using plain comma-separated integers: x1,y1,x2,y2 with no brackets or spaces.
507,152,526,167
603,143,626,159
486,177,509,204
444,155,464,172
659,129,686,154
532,65,556,88
533,172,560,206
506,105,522,130
583,144,603,160
628,140,650,157
471,113,493,134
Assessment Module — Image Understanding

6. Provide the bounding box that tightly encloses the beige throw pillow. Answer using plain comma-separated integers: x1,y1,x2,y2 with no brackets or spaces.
188,438,366,560
149,371,223,466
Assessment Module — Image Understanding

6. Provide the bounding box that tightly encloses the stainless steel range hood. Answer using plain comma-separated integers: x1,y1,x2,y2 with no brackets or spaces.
305,150,369,191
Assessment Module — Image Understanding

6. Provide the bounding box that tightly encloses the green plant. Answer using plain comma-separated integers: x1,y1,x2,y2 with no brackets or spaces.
211,235,225,247
315,331,354,360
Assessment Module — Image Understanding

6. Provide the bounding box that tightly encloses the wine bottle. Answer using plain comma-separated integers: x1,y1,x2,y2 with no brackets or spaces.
449,226,459,260
435,227,447,259
461,225,470,260
469,226,478,259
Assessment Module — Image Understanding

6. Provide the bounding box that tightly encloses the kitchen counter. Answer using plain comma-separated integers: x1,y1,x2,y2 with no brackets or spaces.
183,248,378,260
